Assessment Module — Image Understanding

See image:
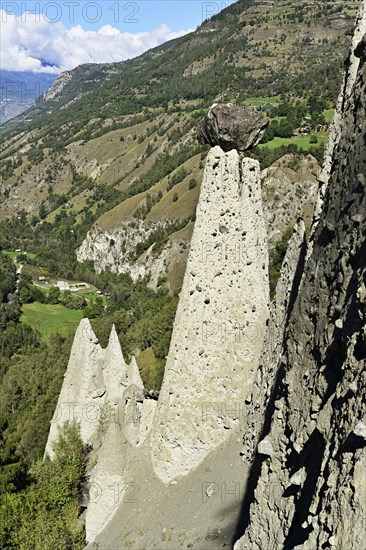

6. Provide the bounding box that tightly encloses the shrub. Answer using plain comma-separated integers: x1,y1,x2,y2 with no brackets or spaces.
63,294,86,310
19,287,32,304
30,285,45,303
0,421,87,549
83,303,103,319
47,286,60,305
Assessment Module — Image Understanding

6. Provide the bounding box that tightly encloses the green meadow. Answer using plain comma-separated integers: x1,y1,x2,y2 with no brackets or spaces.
259,132,329,151
21,302,83,341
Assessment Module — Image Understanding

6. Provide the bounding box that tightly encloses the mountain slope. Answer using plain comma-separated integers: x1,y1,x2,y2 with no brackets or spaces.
0,0,359,292
1,0,356,139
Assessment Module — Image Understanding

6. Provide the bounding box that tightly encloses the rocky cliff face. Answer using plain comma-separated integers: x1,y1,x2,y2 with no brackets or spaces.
77,220,165,276
235,3,366,548
76,155,319,291
315,4,366,233
43,71,73,101
77,219,192,292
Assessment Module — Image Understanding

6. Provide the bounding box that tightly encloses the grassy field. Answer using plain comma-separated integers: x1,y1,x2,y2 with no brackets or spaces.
21,302,83,340
238,99,333,152
259,132,329,151
3,250,36,261
242,96,281,106
324,109,335,121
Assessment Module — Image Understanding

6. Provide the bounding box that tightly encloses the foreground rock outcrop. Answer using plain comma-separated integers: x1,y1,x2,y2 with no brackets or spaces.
235,3,366,548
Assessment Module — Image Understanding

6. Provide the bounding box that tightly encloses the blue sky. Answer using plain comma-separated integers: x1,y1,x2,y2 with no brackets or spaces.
0,0,236,72
1,1,236,33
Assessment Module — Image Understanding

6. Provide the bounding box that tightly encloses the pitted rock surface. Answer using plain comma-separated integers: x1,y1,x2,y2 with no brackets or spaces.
150,146,269,483
44,319,156,542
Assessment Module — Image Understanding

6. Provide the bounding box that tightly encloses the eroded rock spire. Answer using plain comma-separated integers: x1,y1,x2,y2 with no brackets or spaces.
150,146,269,482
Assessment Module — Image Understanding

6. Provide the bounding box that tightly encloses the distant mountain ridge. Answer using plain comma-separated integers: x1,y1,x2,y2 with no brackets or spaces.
0,71,56,124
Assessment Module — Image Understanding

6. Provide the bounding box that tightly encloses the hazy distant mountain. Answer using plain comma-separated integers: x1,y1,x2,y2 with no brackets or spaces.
0,71,56,124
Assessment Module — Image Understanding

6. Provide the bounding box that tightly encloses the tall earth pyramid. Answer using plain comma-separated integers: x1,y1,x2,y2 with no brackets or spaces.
150,146,269,482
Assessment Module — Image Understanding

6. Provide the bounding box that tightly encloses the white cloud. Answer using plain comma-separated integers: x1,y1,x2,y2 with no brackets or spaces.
0,10,192,74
